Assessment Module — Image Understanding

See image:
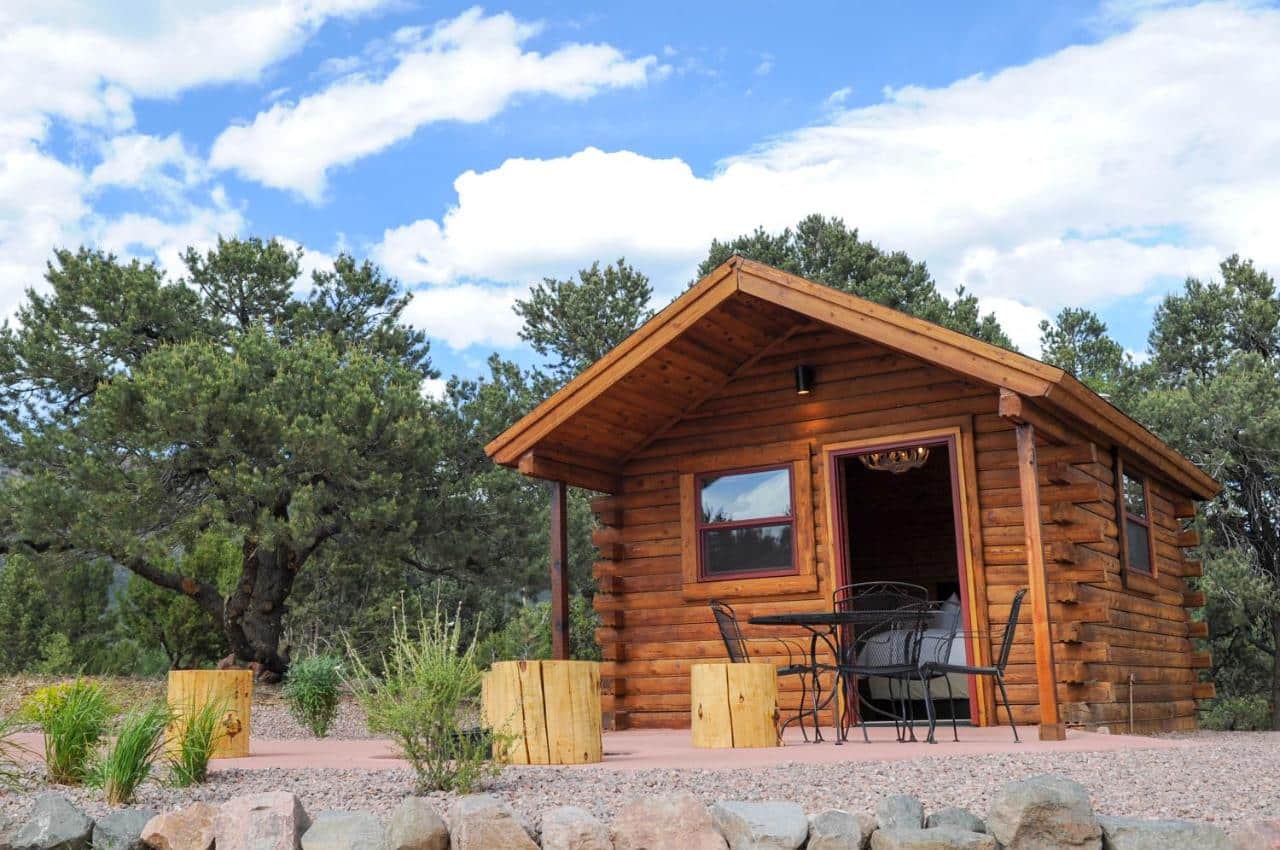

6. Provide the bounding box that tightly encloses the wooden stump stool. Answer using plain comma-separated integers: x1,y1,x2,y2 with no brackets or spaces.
166,669,252,758
481,660,602,764
691,662,779,748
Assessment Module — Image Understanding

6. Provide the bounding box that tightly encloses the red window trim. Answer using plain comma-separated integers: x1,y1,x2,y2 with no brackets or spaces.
1121,468,1155,575
694,463,799,582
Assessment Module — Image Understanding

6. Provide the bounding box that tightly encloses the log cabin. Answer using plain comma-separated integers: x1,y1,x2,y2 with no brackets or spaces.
484,256,1220,739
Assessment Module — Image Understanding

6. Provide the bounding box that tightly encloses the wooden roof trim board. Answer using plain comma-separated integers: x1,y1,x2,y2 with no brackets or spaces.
487,255,1221,500
484,263,738,463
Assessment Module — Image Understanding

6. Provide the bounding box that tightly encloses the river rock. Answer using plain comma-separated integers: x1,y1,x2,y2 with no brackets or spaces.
877,797,925,832
710,801,808,850
807,810,876,850
384,799,447,850
216,792,310,850
1097,816,1232,850
142,803,218,850
926,809,985,834
611,793,728,850
871,827,996,850
9,794,93,850
301,812,383,850
987,775,1102,850
447,795,536,850
540,806,610,850
93,810,157,850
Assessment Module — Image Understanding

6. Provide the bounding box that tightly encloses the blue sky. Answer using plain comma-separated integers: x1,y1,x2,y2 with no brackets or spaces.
2,0,1278,386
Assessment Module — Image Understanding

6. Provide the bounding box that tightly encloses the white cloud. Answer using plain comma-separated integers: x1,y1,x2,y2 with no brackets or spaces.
210,7,659,201
978,297,1051,358
372,2,1280,351
825,86,853,107
0,0,389,320
89,133,205,193
420,376,448,400
401,282,525,351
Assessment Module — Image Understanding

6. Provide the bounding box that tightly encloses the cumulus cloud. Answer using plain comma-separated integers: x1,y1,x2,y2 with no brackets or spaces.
401,282,525,351
210,7,659,201
373,2,1280,351
0,0,389,320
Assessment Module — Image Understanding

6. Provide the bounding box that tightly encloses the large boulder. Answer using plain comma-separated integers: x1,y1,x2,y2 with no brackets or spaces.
610,793,728,850
710,801,808,850
142,804,218,850
807,810,875,850
1096,816,1232,850
876,797,925,832
216,792,311,850
9,794,94,850
1231,819,1280,849
870,828,996,850
447,796,537,850
986,775,1102,850
94,810,158,850
384,799,448,850
540,806,611,850
300,812,384,850
925,809,985,834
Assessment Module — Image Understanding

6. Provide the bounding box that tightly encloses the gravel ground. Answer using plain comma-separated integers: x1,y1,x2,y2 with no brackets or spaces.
2,731,1277,830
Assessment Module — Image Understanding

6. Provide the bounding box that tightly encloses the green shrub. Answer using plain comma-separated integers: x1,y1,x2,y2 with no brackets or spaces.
166,698,225,786
477,596,601,664
88,702,170,804
20,680,114,784
283,654,343,737
345,602,498,793
1202,694,1273,731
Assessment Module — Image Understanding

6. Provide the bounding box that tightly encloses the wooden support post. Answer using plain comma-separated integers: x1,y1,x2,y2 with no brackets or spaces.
550,480,570,660
1015,422,1066,741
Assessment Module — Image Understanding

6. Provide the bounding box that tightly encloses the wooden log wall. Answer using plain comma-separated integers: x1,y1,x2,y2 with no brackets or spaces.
590,323,1210,732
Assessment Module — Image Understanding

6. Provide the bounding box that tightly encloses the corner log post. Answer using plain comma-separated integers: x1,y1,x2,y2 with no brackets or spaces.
550,479,570,660
1000,389,1067,741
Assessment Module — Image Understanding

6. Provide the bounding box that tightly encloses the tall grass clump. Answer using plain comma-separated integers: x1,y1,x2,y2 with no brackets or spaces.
283,654,343,737
346,602,498,793
20,680,114,784
88,702,170,804
167,698,225,786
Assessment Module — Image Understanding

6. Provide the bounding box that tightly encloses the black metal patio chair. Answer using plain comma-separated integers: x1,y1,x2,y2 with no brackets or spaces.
832,583,933,743
709,599,820,741
920,586,1026,744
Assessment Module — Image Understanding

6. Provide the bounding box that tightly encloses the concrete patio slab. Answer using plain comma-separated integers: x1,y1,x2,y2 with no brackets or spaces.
12,726,1190,773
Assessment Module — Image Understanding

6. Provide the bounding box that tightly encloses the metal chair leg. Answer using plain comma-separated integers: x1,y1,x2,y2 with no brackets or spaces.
944,674,959,742
922,673,937,744
995,671,1019,743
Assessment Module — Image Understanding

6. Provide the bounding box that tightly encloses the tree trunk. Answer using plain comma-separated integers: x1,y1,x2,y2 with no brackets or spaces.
223,541,298,678
1272,613,1280,730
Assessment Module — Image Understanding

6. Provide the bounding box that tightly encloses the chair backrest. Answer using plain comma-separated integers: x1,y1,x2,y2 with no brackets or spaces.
994,588,1028,671
833,581,929,613
710,600,749,663
842,600,931,668
918,597,963,666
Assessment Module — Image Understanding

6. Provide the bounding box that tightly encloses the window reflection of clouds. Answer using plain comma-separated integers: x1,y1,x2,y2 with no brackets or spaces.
700,468,792,523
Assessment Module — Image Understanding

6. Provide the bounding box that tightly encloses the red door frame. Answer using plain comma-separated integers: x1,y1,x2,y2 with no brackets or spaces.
827,433,980,723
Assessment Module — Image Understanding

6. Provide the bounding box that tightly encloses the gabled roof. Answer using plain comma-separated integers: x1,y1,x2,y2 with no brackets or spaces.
487,256,1220,499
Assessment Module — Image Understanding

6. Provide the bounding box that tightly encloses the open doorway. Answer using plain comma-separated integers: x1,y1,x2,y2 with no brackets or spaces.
832,434,975,724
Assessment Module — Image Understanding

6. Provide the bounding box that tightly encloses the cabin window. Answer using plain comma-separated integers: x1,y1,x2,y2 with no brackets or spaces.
1122,470,1154,574
695,465,797,580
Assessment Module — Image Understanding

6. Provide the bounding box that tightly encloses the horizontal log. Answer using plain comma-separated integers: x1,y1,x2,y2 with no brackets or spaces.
1175,529,1201,548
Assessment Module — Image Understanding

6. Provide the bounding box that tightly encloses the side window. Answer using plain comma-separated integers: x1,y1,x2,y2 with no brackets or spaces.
1122,470,1154,574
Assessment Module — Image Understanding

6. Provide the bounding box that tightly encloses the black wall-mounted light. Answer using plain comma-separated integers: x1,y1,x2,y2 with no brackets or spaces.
794,364,815,395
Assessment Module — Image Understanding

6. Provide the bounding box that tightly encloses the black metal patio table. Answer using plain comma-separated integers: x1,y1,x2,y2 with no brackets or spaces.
748,609,921,743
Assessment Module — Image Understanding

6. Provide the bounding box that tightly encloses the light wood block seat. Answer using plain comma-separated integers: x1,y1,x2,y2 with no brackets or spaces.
690,662,780,748
482,660,603,764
